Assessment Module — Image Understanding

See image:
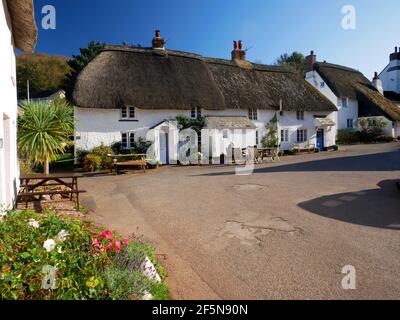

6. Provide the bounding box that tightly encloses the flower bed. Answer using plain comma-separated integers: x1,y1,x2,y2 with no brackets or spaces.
0,209,169,300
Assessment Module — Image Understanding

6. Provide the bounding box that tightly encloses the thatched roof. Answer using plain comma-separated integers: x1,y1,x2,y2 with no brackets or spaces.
315,62,400,121
6,0,37,52
206,116,256,130
72,45,336,112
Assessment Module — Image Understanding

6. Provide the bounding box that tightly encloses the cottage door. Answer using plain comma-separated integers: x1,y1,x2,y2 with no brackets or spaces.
159,131,169,165
316,129,324,151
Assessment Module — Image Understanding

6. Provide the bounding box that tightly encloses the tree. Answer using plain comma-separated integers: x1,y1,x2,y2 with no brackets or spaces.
18,100,75,174
17,53,70,99
275,51,306,75
261,114,279,148
64,41,105,97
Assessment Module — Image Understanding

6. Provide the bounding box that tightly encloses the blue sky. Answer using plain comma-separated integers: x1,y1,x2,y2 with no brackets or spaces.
33,0,399,78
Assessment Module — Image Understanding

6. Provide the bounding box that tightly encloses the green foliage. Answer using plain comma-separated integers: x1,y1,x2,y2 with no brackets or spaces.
337,129,359,144
333,145,339,151
175,115,206,134
76,149,89,164
261,115,279,148
338,119,388,144
18,100,75,174
0,210,108,300
83,154,102,172
275,51,306,75
91,144,114,170
103,240,169,300
16,53,70,100
111,138,152,155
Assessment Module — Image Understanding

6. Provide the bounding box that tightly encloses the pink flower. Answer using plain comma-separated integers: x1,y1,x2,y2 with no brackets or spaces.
122,239,129,246
130,294,138,300
115,241,121,254
104,243,113,251
100,229,113,240
92,238,101,248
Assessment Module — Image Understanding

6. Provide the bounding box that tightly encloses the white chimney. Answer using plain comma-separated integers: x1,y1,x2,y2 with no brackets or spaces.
372,72,384,95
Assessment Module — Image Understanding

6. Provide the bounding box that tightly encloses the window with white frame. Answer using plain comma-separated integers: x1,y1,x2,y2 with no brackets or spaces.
341,98,348,108
347,118,354,128
296,110,304,120
120,106,136,120
191,107,202,119
280,129,289,142
248,108,258,121
121,132,135,149
255,130,259,145
296,129,307,142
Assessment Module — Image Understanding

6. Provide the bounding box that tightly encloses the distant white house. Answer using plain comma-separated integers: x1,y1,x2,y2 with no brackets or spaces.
0,0,37,210
305,51,400,138
72,32,338,164
380,47,400,110
18,89,66,108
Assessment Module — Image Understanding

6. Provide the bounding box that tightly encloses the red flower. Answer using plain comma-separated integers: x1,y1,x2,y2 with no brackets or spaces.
130,294,138,300
100,229,113,240
115,241,121,254
122,239,129,246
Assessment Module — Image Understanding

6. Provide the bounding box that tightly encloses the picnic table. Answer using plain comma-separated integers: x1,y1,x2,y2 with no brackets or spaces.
108,154,147,173
242,147,280,163
18,173,86,210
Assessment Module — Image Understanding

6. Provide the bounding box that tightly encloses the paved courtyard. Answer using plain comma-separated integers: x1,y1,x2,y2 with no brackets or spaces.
81,143,400,300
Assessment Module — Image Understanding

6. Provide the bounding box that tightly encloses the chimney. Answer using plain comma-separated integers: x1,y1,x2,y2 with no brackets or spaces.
231,40,246,61
305,50,317,72
372,72,384,95
390,46,400,61
152,29,165,50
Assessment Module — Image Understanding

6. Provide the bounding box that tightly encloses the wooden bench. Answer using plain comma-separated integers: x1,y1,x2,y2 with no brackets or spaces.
18,173,86,210
108,154,147,173
292,143,316,153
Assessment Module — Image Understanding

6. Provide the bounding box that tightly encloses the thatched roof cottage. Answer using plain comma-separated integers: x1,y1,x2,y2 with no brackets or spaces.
1,0,37,208
73,31,338,164
379,47,400,109
305,51,400,138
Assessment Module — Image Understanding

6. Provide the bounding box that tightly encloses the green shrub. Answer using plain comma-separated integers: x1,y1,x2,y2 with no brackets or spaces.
91,144,114,169
333,145,339,151
337,129,359,144
0,210,108,300
103,240,169,300
83,154,102,172
373,135,394,143
76,149,89,164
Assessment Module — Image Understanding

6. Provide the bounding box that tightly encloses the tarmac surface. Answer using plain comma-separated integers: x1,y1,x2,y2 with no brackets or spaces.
81,143,400,300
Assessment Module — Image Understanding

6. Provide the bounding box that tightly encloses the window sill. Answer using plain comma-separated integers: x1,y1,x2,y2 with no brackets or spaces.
119,119,139,122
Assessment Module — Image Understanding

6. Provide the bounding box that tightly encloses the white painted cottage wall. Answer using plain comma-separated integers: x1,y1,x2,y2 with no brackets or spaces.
306,70,357,130
380,58,400,94
0,0,19,209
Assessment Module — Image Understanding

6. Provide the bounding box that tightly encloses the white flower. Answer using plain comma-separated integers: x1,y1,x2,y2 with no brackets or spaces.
43,239,56,252
141,257,161,283
57,247,63,254
55,230,69,242
142,291,153,300
28,218,40,229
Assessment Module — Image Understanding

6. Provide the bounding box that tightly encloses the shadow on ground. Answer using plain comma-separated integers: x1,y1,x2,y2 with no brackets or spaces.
298,180,400,230
193,150,400,177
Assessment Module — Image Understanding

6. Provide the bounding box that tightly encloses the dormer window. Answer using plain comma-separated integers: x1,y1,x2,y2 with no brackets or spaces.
191,107,201,119
121,106,136,120
341,98,348,108
296,110,304,120
248,108,258,120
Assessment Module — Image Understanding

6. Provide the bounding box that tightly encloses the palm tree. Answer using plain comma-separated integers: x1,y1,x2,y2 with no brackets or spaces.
18,99,74,174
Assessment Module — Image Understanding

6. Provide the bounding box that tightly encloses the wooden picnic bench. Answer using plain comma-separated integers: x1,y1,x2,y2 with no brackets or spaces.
108,154,147,173
292,143,316,153
18,173,86,210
